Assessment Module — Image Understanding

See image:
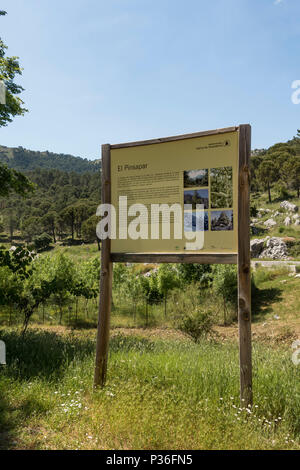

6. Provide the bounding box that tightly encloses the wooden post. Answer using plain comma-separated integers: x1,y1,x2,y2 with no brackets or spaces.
238,124,252,405
94,144,112,388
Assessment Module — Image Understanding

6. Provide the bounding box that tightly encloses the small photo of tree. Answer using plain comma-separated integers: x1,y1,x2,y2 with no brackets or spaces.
184,189,209,210
184,169,208,188
210,167,233,209
211,210,233,231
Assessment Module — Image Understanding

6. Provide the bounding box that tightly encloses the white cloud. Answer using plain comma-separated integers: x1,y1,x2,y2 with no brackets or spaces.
274,0,283,5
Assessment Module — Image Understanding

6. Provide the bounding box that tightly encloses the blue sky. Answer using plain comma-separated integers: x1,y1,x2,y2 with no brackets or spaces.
0,0,299,160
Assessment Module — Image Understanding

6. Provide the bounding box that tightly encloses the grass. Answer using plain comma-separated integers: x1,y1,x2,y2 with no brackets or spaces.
0,327,299,450
252,267,300,323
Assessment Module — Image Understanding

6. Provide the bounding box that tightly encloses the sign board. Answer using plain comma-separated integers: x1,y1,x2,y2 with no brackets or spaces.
94,125,252,406
110,130,238,254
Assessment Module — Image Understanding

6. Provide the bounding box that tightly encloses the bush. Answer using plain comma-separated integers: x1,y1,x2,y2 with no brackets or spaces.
177,263,212,285
212,265,237,324
274,182,291,200
250,204,258,217
177,309,215,343
287,240,300,259
33,232,52,251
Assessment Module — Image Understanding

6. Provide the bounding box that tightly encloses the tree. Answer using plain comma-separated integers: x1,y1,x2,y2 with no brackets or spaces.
60,206,76,240
294,129,300,156
256,159,277,203
42,211,58,243
82,215,101,249
0,10,27,126
21,216,43,241
3,209,18,241
73,202,94,238
213,265,237,325
177,263,212,286
157,264,179,317
0,11,34,197
288,156,300,198
0,163,34,197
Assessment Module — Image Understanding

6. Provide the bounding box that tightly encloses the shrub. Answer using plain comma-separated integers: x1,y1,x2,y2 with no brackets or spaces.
177,308,215,343
212,265,237,324
177,263,212,285
33,232,52,251
250,204,258,217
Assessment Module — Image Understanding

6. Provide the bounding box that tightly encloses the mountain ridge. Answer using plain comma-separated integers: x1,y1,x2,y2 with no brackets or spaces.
0,144,101,173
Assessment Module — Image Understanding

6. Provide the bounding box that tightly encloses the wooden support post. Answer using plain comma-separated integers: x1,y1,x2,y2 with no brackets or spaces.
94,144,112,388
238,124,252,405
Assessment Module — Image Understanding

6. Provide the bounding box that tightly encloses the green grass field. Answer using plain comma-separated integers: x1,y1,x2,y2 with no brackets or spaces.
0,326,299,450
0,189,299,450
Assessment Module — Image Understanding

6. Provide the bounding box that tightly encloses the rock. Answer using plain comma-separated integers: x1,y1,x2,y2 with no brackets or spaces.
250,238,265,258
264,218,277,228
292,214,300,220
259,237,289,260
284,217,291,226
273,211,280,217
295,220,300,226
280,201,298,212
251,218,259,224
295,274,300,279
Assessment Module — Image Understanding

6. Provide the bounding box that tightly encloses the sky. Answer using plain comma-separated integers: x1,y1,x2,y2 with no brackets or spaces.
0,0,300,160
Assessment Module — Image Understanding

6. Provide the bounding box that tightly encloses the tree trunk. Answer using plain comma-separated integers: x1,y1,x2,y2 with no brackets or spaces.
267,182,271,203
52,225,56,243
145,301,148,327
223,298,227,326
59,305,63,324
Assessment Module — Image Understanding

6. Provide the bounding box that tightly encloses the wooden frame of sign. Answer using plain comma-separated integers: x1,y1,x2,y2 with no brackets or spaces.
94,124,252,405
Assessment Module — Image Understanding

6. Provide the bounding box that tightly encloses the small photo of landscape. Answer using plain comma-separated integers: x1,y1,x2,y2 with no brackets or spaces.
210,166,233,209
211,210,233,231
184,211,209,232
184,189,209,210
184,169,208,188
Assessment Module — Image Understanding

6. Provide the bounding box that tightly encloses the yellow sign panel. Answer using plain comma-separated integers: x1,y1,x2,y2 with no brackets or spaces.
111,130,239,254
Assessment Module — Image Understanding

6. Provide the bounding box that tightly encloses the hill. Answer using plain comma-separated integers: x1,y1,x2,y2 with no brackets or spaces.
0,145,101,173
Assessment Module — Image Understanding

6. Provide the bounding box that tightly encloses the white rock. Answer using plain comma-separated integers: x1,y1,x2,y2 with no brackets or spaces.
280,201,298,213
260,237,289,260
284,217,291,226
264,218,277,228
